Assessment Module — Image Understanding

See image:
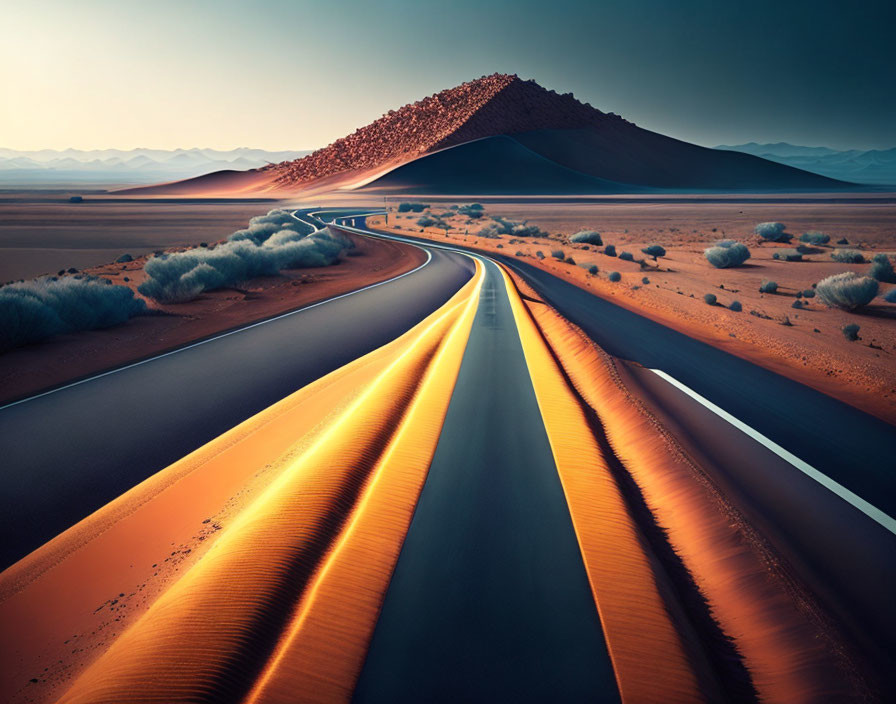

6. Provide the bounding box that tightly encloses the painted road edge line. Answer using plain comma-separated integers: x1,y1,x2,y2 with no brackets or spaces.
0,239,432,413
650,368,896,535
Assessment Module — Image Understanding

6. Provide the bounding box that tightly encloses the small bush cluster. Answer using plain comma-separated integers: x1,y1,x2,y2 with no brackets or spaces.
1,275,147,351
569,230,603,245
228,209,313,245
479,216,546,239
800,231,830,245
453,203,484,218
603,244,617,257
815,272,878,310
138,210,352,303
703,293,717,305
755,222,790,242
830,249,864,263
608,271,621,282
729,300,742,312
884,288,896,303
619,251,634,261
642,244,666,260
704,241,751,268
772,249,803,262
116,253,134,263
642,276,650,284
551,249,564,260
842,323,861,341
759,280,778,294
535,251,545,259
398,202,428,213
588,265,599,275
417,214,450,229
869,253,896,283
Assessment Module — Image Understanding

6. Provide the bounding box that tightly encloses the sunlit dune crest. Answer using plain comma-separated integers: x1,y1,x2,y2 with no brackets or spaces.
54,268,481,704
1,268,481,704
501,267,703,703
0,313,421,702
517,275,875,702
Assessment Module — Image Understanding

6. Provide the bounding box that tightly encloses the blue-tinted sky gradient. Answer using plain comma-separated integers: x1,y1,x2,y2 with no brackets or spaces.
3,0,893,150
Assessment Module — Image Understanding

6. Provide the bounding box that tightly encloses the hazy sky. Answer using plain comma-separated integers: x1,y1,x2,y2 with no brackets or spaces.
3,0,894,151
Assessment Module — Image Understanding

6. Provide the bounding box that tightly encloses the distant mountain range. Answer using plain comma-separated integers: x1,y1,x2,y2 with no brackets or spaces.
715,143,896,186
0,148,310,187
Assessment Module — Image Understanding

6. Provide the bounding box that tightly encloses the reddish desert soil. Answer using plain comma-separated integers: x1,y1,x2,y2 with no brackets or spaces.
0,197,281,282
370,197,896,424
0,232,425,404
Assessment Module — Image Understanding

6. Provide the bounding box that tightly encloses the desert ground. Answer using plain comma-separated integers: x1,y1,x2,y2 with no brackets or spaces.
0,203,424,403
372,194,896,423
0,195,282,282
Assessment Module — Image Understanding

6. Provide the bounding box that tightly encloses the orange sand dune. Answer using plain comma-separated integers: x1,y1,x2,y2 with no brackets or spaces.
49,264,482,704
501,267,704,703
515,273,874,703
0,267,481,704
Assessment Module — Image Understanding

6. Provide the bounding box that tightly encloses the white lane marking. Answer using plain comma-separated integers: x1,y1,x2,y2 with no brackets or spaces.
650,368,896,535
0,236,432,412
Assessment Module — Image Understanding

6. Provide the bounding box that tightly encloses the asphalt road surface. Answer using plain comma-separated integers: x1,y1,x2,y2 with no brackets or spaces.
354,257,619,703
0,218,473,569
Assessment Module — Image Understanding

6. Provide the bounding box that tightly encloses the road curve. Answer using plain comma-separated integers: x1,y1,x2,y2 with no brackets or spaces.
0,216,473,569
337,213,896,694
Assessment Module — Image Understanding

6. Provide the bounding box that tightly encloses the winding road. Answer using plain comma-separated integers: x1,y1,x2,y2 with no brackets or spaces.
1,207,894,702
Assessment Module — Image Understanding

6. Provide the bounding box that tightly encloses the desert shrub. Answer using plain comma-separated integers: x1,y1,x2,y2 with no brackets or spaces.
139,225,350,303
515,251,525,257
479,216,546,238
772,249,803,262
417,215,441,228
67,267,78,274
569,230,603,246
815,272,878,310
704,241,751,268
398,202,428,213
831,249,864,263
837,238,849,245
589,265,599,275
869,253,896,283
0,276,146,351
759,280,778,294
704,293,717,305
842,323,860,341
885,288,896,303
755,222,790,242
228,209,312,245
729,300,742,312
608,271,621,282
802,289,815,298
551,249,564,260
619,251,634,261
455,203,484,218
565,256,576,265
116,253,133,263
792,300,804,309
642,244,666,260
642,276,650,284
496,244,504,249
603,244,617,257
536,251,545,259
800,231,830,245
